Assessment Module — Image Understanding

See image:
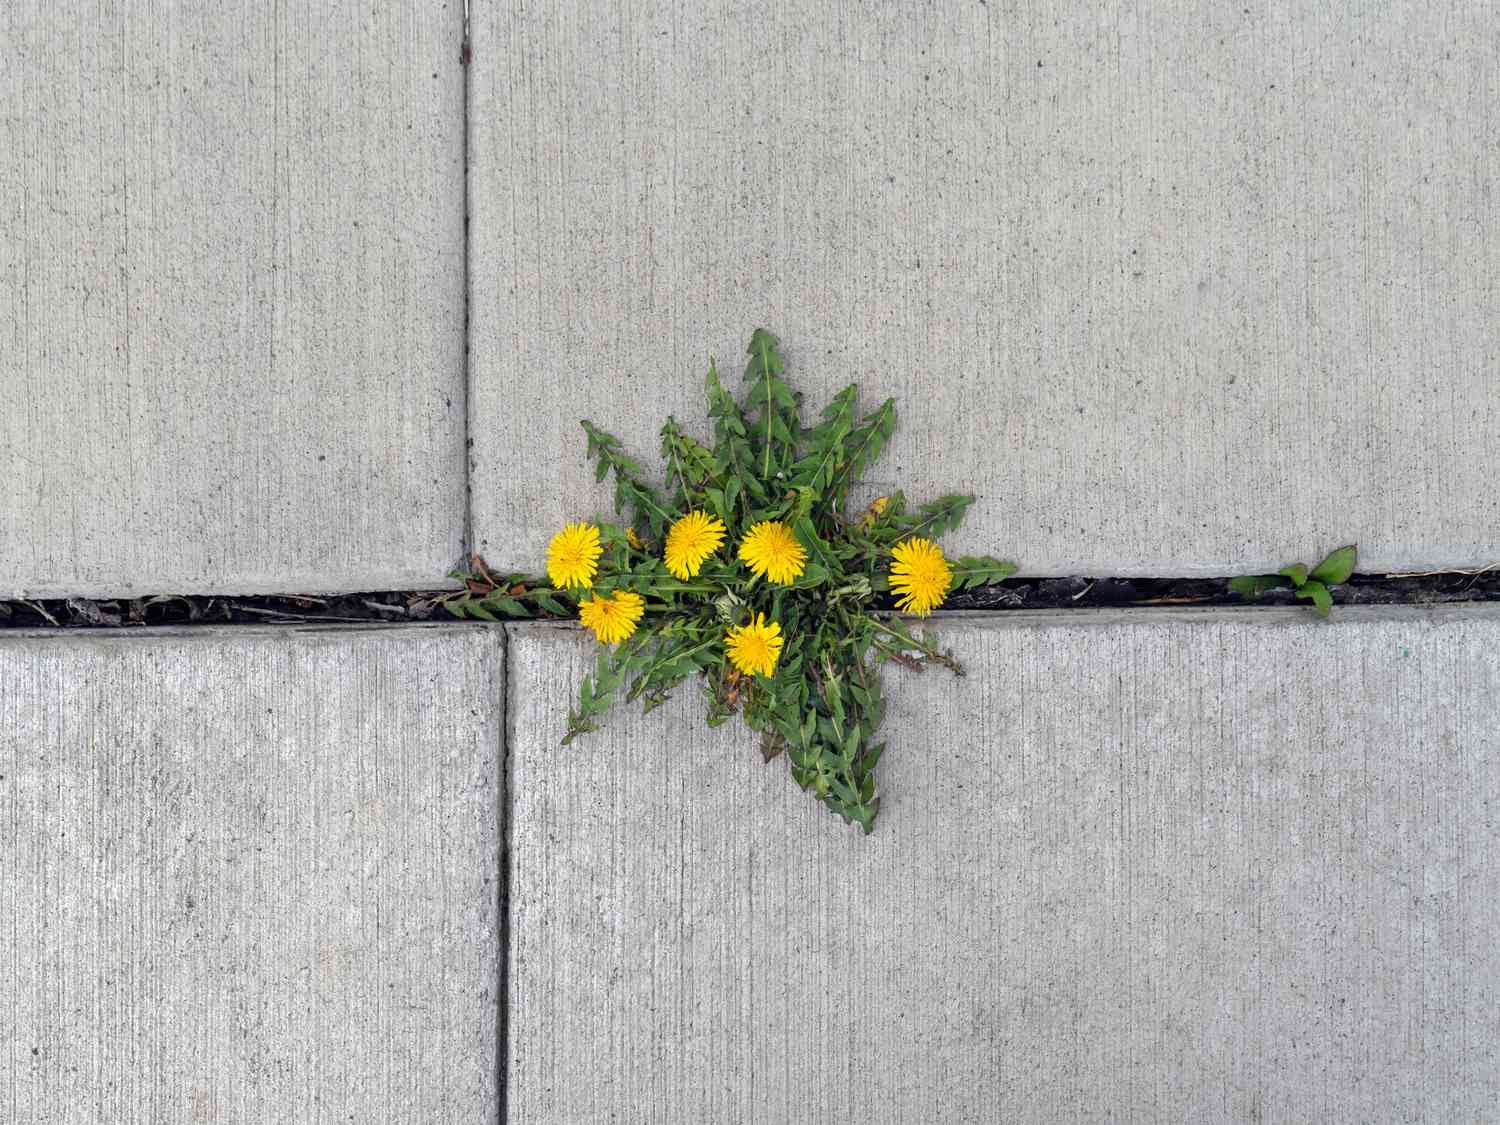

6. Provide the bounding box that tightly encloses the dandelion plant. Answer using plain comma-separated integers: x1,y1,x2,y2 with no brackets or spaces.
449,328,1017,833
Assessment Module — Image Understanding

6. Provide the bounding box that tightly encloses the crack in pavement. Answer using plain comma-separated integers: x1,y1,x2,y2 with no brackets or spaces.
2,571,1499,631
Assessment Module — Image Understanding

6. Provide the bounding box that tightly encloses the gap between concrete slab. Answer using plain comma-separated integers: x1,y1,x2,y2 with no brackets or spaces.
460,0,477,572
497,611,516,1125
2,569,1498,631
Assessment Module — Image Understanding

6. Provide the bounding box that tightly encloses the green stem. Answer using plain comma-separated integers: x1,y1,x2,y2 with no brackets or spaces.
892,498,970,543
602,450,675,527
868,615,964,674
898,511,946,541
763,362,774,481
826,403,889,501
663,431,700,509
599,572,717,596
868,615,937,655
638,488,677,528
447,582,564,604
635,636,719,686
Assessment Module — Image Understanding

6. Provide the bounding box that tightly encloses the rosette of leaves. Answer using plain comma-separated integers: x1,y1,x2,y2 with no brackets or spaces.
1229,544,1358,617
451,328,1015,834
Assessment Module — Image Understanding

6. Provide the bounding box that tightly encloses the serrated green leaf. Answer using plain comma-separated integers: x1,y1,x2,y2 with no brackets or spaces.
579,420,674,536
836,399,896,497
950,555,1018,590
896,494,974,540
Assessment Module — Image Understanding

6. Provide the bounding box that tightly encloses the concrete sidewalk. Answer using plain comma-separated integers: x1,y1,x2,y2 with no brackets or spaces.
4,610,1497,1120
470,1,1499,578
5,2,1500,1122
505,608,1500,1122
1,4,466,599
7,1,1496,593
1,626,503,1123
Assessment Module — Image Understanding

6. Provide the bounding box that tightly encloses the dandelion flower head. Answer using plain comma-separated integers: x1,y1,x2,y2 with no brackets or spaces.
889,537,952,616
725,612,784,678
578,590,645,645
664,511,726,580
737,521,807,585
547,522,603,590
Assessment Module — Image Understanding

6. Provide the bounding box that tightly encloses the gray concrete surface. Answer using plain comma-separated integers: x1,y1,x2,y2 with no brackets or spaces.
507,608,1500,1122
470,2,1499,577
0,4,466,598
0,625,503,1123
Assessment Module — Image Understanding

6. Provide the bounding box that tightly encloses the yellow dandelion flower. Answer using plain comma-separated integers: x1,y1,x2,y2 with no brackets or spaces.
578,590,645,645
625,527,643,550
725,613,784,678
663,511,726,579
547,521,603,590
737,521,807,585
889,537,952,616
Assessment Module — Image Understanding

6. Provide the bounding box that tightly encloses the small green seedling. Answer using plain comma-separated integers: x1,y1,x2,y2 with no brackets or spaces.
1230,544,1358,618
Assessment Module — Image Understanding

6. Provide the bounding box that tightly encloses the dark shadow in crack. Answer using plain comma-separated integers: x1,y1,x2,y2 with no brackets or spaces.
3,570,1498,631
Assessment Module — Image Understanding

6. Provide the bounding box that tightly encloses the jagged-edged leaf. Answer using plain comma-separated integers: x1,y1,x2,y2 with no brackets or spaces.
660,416,720,507
789,384,858,495
740,327,801,485
706,360,763,502
579,420,675,537
893,494,975,540
835,398,896,498
535,593,568,616
950,555,1018,591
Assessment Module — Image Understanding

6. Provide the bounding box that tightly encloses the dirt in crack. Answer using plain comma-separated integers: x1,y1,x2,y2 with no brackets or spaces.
0,590,458,630
2,570,1498,631
945,570,1500,612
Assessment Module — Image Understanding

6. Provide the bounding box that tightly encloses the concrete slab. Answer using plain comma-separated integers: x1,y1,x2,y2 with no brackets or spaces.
470,3,1499,577
0,625,502,1123
0,4,466,598
506,608,1500,1121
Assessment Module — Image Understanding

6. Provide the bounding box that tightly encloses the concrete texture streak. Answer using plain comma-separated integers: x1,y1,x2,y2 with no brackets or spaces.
0,626,503,1124
507,609,1500,1122
0,4,467,598
471,2,1500,577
